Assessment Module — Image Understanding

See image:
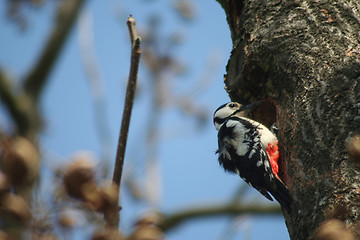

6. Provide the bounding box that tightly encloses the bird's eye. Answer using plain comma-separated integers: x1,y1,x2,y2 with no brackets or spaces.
229,103,237,108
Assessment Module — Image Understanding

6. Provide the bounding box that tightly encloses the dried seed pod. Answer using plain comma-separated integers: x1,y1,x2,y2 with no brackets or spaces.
81,182,102,210
83,181,118,213
346,135,360,163
134,213,161,227
127,213,164,240
0,137,39,186
0,193,31,224
126,225,164,240
63,156,95,200
92,228,123,240
58,210,76,229
0,174,10,198
97,181,118,213
314,219,355,240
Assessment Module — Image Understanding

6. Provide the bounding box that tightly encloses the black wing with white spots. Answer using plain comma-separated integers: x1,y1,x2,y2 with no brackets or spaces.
216,116,291,211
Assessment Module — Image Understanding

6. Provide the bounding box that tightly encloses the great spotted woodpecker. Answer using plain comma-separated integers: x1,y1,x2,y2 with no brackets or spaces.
213,102,291,211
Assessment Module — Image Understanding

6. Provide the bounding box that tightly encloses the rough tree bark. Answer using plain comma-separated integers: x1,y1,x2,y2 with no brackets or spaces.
216,0,360,239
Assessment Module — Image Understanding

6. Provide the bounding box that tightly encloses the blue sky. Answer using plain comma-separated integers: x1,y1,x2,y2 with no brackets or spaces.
0,0,289,239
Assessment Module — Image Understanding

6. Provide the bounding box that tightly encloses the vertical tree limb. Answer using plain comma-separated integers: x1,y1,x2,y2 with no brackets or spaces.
106,16,141,227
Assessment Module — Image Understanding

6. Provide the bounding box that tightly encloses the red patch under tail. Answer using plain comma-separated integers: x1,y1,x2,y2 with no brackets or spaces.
266,142,280,178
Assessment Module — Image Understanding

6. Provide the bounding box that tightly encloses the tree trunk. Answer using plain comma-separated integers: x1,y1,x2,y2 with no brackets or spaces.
216,0,360,239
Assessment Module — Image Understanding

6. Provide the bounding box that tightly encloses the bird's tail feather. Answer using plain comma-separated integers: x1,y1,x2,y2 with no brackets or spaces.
271,177,292,212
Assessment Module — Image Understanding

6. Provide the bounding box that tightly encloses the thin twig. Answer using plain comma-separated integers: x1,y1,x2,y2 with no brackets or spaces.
106,15,141,227
127,15,138,47
159,203,281,232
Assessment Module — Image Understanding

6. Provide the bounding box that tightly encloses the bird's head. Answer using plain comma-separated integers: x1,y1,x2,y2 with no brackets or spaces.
213,101,261,130
213,102,242,130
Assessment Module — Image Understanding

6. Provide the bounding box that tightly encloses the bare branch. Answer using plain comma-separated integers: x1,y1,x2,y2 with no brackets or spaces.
106,15,141,227
127,15,138,47
23,0,87,102
0,68,40,138
1,0,87,137
112,15,141,198
159,203,282,232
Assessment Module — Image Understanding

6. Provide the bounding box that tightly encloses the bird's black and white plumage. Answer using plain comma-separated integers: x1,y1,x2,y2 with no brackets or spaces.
213,102,291,211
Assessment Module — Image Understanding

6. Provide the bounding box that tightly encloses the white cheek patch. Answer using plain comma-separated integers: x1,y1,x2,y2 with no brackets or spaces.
215,107,236,122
